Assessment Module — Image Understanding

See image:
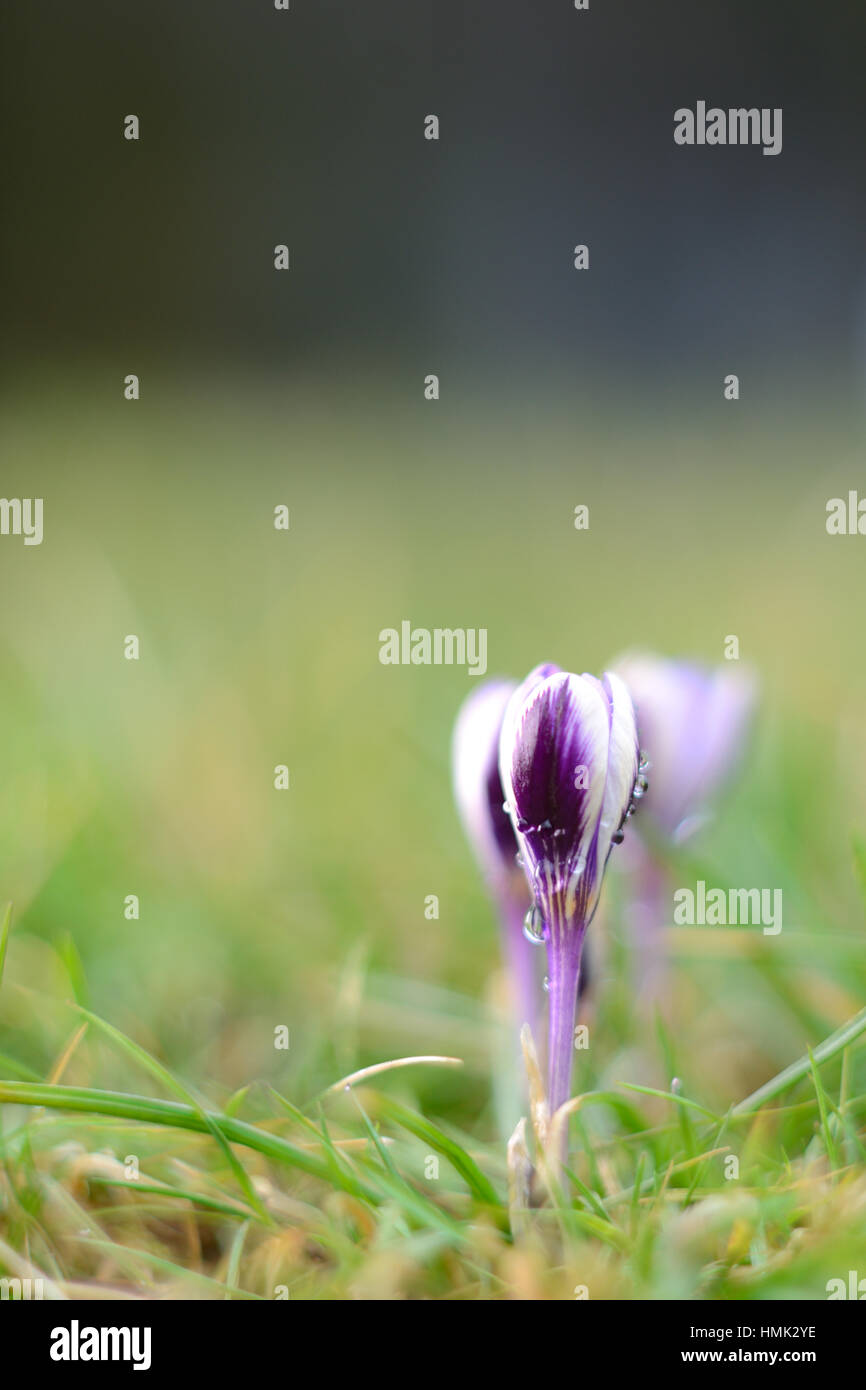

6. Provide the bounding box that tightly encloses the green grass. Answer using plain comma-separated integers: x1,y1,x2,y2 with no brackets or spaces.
3,996,866,1299
1,378,866,1299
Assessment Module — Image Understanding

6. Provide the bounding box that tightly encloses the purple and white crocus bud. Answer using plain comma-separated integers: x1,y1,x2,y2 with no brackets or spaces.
499,669,640,1116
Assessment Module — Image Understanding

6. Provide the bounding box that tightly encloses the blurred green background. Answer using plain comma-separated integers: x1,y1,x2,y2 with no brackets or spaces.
1,371,864,1141
1,0,865,1173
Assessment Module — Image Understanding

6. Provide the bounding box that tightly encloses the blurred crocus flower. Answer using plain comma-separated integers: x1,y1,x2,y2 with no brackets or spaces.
612,654,756,842
453,680,522,890
452,679,537,1032
499,667,640,1115
611,652,757,1005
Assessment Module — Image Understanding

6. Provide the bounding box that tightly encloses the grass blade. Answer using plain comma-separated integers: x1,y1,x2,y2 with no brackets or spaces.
807,1046,840,1170
732,1005,866,1117
617,1081,721,1124
0,904,12,993
70,1005,270,1224
0,1080,381,1203
373,1094,502,1209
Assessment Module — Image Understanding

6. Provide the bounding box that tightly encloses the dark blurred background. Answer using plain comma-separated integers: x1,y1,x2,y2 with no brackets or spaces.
3,0,866,395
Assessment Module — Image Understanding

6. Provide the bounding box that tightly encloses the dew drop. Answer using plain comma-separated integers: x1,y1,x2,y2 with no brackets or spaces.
673,812,709,844
611,829,625,845
542,975,550,993
671,1076,683,1095
523,904,545,945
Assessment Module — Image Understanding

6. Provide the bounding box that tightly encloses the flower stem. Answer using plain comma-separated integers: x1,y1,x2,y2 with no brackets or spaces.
546,930,584,1116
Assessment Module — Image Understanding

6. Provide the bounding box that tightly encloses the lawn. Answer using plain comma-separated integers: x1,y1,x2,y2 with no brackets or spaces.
1,374,864,1300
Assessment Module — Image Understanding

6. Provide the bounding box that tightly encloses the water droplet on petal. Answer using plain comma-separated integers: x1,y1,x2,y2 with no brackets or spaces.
523,904,545,945
542,975,550,992
673,812,712,844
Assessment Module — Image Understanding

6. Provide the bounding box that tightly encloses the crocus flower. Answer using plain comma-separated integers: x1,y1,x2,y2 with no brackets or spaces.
452,678,539,1033
612,653,756,841
499,668,640,1116
611,652,756,1005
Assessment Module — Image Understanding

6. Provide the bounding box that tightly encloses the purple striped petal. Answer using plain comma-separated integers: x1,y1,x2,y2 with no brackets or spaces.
500,669,639,932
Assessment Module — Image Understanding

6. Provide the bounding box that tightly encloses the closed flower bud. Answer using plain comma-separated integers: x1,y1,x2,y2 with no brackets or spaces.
499,668,640,1116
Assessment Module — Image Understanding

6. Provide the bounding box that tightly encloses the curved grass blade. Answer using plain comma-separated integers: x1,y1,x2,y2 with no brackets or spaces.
223,1219,252,1298
808,1046,840,1169
0,1081,381,1203
344,1090,400,1180
731,1004,866,1118
373,1094,502,1210
93,1177,258,1221
56,932,90,1009
267,1087,371,1196
324,1055,463,1095
70,1005,270,1224
351,1152,466,1240
0,903,12,993
617,1081,721,1124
